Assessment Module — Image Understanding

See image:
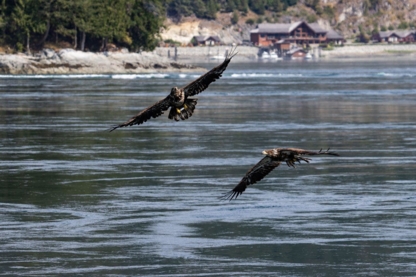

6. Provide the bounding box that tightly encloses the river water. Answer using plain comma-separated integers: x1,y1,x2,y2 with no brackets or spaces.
1,58,416,276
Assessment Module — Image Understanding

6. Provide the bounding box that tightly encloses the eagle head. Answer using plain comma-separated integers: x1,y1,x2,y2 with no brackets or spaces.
262,149,279,157
170,87,183,100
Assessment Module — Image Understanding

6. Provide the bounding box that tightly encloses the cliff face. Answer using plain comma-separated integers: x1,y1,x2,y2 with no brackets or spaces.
330,0,416,38
160,0,416,44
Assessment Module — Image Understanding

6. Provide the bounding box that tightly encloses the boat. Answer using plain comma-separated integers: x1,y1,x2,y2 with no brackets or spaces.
269,51,282,60
261,51,271,59
209,55,225,60
260,50,281,60
304,52,313,60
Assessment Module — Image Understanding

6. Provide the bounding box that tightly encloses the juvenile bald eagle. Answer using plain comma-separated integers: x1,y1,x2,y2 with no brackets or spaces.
222,148,339,200
109,47,237,132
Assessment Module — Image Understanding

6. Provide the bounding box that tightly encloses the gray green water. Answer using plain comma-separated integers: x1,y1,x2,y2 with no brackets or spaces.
1,58,416,276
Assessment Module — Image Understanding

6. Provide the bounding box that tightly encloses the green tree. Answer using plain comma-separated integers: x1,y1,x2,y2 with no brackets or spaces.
231,10,239,24
0,0,7,41
73,0,94,51
10,0,47,53
225,0,236,12
129,0,165,51
249,0,265,14
206,0,218,19
89,0,130,50
166,0,193,20
398,21,408,30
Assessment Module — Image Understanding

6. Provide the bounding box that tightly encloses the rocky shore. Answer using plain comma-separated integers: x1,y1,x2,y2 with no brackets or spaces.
321,44,416,59
1,44,416,75
0,48,203,75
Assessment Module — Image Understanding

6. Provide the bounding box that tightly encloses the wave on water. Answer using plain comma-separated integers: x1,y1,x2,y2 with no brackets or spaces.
0,74,110,79
230,73,303,78
2,71,414,80
0,73,172,79
111,73,170,79
376,72,416,78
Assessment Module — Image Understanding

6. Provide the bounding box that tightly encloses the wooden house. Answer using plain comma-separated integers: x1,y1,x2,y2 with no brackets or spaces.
373,31,415,43
191,35,222,46
326,29,345,45
250,21,341,47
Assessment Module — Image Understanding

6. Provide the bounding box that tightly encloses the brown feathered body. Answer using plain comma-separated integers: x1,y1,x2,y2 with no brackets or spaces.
109,47,237,132
223,148,339,200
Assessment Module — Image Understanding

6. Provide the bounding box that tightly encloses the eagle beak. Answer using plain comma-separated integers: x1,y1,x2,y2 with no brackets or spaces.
262,150,268,155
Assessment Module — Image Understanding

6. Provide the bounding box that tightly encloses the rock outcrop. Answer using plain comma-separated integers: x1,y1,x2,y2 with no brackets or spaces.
0,48,202,74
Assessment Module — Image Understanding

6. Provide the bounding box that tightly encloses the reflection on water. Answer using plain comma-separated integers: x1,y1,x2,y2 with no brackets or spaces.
1,59,416,276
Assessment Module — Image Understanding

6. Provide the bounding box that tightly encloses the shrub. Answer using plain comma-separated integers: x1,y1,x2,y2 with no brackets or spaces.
245,18,255,25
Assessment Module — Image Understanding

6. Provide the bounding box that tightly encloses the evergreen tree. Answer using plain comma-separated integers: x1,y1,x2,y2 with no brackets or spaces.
225,0,236,13
10,0,47,53
205,0,218,19
166,0,193,20
90,0,130,50
249,0,265,15
231,10,239,24
129,0,165,51
193,0,206,19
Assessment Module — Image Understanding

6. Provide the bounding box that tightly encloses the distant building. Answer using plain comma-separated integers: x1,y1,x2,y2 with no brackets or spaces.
285,47,309,59
326,29,345,45
191,35,222,46
250,21,344,48
372,31,415,43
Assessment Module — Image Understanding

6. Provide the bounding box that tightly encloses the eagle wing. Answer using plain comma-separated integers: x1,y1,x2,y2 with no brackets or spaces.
109,96,172,132
279,148,340,157
222,156,281,200
181,47,237,97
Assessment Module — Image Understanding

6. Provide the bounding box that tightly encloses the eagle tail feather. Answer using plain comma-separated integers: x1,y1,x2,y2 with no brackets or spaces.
168,99,198,121
168,108,180,121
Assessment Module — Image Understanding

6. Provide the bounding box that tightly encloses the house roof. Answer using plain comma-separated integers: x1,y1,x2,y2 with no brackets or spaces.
286,47,307,55
192,35,221,43
206,35,221,42
393,31,414,37
250,21,328,34
379,30,415,38
326,29,344,40
302,22,327,33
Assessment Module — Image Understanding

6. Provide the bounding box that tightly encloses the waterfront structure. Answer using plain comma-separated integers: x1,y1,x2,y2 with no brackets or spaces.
191,35,222,46
372,31,415,43
250,21,344,48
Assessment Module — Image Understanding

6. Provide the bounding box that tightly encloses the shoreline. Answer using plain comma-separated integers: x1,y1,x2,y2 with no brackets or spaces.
1,44,416,75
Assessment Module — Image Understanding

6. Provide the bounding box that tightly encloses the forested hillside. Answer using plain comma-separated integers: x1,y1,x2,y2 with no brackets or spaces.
166,0,298,20
0,0,299,53
0,0,165,53
0,0,415,54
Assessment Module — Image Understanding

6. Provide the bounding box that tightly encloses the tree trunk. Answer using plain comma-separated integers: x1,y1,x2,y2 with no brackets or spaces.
73,25,77,49
101,37,107,51
38,19,50,46
81,31,86,51
26,33,31,55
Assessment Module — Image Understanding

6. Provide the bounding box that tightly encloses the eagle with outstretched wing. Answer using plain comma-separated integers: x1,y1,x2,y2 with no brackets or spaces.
109,47,237,132
222,148,339,200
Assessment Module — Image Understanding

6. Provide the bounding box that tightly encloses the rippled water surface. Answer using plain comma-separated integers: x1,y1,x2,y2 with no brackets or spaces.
1,58,416,276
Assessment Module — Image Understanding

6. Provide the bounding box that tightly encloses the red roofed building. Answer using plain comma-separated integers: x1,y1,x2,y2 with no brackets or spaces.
250,21,343,47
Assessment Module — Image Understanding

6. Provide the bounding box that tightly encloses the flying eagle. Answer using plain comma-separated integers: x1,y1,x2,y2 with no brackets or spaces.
109,47,237,132
222,148,339,200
